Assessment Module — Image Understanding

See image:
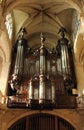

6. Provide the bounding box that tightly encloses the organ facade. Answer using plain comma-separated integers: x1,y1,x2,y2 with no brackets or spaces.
7,27,77,109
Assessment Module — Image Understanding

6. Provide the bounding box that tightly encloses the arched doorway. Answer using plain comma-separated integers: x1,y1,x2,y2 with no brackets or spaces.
8,113,75,130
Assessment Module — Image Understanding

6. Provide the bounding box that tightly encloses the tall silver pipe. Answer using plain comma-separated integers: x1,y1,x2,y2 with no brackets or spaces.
39,33,46,104
29,79,33,103
51,80,56,103
39,75,46,104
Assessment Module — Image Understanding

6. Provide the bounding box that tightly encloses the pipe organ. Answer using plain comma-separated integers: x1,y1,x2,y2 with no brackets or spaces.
7,27,77,109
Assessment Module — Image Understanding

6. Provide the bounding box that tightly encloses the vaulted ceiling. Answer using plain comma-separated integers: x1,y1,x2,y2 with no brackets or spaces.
1,0,83,50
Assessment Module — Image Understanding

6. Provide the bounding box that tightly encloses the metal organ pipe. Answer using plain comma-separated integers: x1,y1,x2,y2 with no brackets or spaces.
51,80,56,103
39,33,46,75
39,75,46,104
14,28,27,75
15,41,24,75
57,27,70,76
29,79,33,103
61,45,70,75
39,33,46,104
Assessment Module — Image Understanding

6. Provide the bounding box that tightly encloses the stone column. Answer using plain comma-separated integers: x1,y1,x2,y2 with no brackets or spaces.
0,5,12,98
0,61,10,96
74,13,84,96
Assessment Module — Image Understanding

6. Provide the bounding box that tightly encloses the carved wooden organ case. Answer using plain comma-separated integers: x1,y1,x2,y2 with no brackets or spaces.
7,27,77,109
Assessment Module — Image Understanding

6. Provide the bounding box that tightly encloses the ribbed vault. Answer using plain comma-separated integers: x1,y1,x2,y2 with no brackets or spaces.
1,0,83,50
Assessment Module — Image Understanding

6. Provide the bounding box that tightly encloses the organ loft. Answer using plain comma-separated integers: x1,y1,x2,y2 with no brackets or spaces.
7,27,77,109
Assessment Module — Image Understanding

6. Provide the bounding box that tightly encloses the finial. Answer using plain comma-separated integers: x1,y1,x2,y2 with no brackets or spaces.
58,27,67,38
40,32,45,45
19,27,27,34
18,27,27,39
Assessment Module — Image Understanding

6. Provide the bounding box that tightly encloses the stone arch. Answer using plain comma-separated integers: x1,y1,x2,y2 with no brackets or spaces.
6,110,81,130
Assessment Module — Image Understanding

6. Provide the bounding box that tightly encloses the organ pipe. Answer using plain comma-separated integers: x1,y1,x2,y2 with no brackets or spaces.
29,79,33,103
57,27,70,76
14,27,27,75
51,80,56,103
39,33,46,75
39,33,47,104
39,75,46,104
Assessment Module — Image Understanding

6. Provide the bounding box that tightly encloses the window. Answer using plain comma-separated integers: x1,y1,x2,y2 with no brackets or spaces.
5,13,13,40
